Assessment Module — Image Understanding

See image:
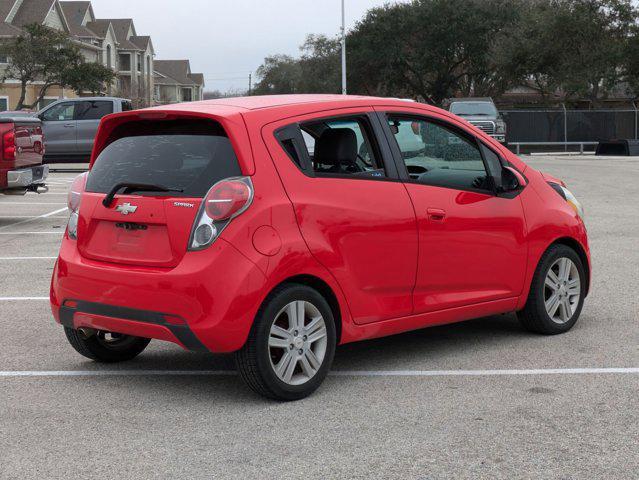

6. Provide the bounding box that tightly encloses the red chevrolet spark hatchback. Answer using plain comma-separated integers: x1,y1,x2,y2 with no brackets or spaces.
51,95,590,400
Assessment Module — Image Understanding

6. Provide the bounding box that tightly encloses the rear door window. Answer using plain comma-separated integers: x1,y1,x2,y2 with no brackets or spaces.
300,116,385,177
75,101,114,121
86,120,242,197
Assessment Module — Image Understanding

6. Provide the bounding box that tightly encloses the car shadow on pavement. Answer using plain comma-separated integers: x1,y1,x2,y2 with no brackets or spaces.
332,313,531,369
77,313,536,404
117,312,529,374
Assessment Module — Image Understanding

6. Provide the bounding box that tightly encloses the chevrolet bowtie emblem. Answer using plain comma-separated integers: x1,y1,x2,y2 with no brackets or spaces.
115,203,138,215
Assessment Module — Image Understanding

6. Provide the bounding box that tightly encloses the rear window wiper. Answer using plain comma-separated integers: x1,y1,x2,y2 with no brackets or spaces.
103,182,184,207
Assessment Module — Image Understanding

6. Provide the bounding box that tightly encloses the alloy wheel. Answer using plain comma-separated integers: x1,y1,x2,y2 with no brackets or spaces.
268,300,328,385
544,257,581,324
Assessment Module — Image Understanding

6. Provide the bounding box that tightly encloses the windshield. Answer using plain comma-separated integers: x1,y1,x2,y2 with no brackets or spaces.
86,120,242,198
450,102,497,117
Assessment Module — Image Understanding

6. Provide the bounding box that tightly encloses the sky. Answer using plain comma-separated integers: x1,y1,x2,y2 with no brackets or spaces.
87,0,404,93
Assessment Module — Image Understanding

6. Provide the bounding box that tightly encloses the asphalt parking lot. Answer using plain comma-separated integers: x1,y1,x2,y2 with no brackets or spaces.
0,156,637,479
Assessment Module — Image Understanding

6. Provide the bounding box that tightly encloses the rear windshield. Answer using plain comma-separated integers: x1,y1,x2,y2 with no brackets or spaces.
86,119,242,198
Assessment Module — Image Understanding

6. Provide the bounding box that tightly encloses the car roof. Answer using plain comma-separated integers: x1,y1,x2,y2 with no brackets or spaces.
148,94,429,117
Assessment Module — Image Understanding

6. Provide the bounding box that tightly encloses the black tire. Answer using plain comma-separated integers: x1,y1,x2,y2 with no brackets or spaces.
518,244,586,335
235,283,337,401
64,327,151,363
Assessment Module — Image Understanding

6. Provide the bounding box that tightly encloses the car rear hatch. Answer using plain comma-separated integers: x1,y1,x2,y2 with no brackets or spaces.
76,114,244,268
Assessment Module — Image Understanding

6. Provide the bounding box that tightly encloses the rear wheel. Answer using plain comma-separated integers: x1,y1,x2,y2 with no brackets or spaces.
64,327,151,363
518,244,586,334
235,284,336,401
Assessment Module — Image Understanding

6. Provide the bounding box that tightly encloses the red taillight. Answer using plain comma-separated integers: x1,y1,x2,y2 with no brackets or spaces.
205,179,251,221
68,172,88,211
189,177,253,251
3,130,15,161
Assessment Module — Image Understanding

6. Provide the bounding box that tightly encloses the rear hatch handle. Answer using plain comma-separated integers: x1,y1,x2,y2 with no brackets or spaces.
102,183,184,208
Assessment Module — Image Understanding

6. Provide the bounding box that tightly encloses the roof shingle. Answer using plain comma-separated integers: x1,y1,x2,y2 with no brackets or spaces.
154,60,196,86
11,0,57,28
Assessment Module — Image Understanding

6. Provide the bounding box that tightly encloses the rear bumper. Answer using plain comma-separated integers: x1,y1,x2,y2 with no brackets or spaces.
58,300,208,352
7,165,49,188
51,237,268,353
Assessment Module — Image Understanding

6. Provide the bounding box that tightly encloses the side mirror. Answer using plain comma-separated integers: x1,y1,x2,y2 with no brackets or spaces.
500,166,527,192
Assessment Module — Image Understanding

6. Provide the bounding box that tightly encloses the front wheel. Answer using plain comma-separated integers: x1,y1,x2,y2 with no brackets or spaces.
235,284,337,401
518,244,586,334
64,327,151,363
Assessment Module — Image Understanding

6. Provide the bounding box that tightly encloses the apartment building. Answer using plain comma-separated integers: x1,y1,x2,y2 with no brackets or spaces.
0,0,203,110
154,60,205,105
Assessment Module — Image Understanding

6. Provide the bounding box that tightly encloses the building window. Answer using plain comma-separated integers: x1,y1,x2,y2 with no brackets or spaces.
0,55,9,64
119,53,131,71
0,97,8,112
181,88,193,102
137,54,142,72
106,45,112,69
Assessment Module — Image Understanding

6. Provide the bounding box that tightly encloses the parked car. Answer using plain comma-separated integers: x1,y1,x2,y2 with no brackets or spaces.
37,97,133,163
448,97,507,143
0,116,48,194
51,95,590,400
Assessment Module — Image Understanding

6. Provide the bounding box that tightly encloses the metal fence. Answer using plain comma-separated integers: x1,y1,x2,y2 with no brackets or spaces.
501,108,639,152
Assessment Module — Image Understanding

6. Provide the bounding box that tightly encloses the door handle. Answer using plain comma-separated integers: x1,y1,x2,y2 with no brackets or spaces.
64,123,75,128
427,208,446,222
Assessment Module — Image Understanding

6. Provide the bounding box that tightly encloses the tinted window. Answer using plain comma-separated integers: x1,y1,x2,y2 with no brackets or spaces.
76,101,113,121
42,102,75,121
389,116,490,191
300,117,384,177
480,143,503,178
450,102,497,116
86,120,242,198
121,100,133,112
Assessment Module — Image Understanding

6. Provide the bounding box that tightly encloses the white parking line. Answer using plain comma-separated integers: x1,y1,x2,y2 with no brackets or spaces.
0,207,67,232
25,193,67,195
0,367,636,378
0,202,66,205
0,231,63,235
0,297,49,301
0,257,56,260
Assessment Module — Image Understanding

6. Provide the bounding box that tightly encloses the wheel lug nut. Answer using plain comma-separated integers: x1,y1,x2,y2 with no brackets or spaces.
294,330,299,336
303,335,307,341
289,344,294,350
298,349,303,355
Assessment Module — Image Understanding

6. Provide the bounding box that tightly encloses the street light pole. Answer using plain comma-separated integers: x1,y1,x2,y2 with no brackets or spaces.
341,0,347,95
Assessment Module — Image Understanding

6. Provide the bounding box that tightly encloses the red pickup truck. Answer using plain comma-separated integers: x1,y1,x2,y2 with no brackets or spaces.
0,116,48,194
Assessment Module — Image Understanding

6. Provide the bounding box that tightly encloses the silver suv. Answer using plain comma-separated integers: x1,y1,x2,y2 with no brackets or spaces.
37,97,133,163
448,97,506,143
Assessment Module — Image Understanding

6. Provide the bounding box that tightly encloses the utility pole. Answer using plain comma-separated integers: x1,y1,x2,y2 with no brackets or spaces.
341,0,347,95
248,73,252,96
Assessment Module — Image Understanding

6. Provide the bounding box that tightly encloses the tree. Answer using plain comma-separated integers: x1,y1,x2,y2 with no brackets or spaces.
253,0,639,105
297,35,341,93
253,54,302,95
65,61,116,96
253,35,341,95
0,24,115,110
347,0,520,105
495,0,635,106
